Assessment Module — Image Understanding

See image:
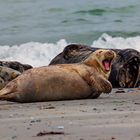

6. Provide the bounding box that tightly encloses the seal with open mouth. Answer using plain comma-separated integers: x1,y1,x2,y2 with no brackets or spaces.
0,49,115,103
50,44,140,88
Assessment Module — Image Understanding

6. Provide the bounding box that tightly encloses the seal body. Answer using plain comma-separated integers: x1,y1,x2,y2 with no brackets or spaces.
0,50,115,103
0,61,32,73
50,44,140,88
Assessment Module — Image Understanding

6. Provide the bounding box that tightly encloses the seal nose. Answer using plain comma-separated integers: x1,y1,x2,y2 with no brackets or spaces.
105,51,115,58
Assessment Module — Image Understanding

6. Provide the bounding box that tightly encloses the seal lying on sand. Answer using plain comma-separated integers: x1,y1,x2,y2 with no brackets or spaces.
50,44,140,88
0,66,21,90
0,49,115,103
0,61,32,73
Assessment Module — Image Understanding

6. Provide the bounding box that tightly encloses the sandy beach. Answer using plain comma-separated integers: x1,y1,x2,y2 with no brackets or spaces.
0,88,139,140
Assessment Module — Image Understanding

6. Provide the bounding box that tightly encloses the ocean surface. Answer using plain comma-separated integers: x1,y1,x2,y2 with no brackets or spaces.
0,0,140,67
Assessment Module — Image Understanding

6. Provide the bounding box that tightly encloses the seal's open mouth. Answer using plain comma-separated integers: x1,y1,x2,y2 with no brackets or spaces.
102,59,112,72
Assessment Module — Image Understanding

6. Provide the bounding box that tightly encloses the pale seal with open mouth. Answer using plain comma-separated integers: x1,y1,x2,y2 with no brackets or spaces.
0,49,115,103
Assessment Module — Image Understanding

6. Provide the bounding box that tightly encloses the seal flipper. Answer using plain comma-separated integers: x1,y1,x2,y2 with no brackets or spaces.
0,80,18,100
85,74,112,99
0,92,19,102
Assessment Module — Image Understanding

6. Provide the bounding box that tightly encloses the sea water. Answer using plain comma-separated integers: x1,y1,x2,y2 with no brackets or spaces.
0,0,140,67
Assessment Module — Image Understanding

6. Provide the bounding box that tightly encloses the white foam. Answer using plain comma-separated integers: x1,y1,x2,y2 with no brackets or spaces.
0,34,139,67
92,33,140,52
0,39,68,67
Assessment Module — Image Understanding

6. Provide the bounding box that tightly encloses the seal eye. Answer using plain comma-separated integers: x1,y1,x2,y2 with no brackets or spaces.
99,51,103,53
102,59,111,72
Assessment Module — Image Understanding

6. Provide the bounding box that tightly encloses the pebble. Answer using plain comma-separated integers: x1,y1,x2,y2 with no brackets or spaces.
11,136,17,139
9,114,14,118
115,90,125,93
57,126,64,129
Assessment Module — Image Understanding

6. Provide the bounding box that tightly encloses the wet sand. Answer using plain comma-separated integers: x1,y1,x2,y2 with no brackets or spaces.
0,88,140,140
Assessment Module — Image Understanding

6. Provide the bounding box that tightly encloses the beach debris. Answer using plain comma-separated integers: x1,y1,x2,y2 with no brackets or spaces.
30,119,41,123
30,117,41,123
36,131,65,136
45,106,55,109
115,88,125,93
27,127,30,130
11,136,17,139
134,102,140,105
127,89,134,93
39,105,55,110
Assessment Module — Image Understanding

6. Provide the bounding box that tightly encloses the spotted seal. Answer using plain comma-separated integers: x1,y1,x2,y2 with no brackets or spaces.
0,66,21,89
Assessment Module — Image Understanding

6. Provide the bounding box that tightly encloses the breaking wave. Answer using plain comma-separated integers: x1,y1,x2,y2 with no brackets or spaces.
0,33,139,67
